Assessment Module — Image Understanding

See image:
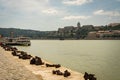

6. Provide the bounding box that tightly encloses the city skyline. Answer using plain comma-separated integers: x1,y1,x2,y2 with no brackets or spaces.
0,0,120,31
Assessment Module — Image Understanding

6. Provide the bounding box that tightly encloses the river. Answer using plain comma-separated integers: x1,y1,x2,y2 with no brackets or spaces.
16,40,120,80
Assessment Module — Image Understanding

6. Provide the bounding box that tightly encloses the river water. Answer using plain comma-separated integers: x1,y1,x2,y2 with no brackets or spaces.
16,40,120,80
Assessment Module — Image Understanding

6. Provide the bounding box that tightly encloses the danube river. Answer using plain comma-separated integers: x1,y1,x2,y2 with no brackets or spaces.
16,40,120,80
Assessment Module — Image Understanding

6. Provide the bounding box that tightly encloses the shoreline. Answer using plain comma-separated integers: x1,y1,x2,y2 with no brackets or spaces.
0,46,84,80
0,46,42,80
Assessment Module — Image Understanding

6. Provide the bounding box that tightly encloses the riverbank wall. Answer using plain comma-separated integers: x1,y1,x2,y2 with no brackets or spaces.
0,47,42,80
0,46,84,80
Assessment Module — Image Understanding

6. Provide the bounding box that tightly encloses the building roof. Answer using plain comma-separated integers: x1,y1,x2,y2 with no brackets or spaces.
108,23,120,27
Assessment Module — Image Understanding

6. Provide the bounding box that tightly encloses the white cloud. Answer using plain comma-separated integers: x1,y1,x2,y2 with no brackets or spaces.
62,0,93,5
0,0,55,15
117,0,120,1
62,15,91,20
94,9,120,17
42,8,58,14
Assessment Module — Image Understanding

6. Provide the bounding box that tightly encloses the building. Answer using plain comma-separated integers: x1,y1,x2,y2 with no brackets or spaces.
82,25,94,30
94,26,102,31
0,34,2,38
77,22,81,28
87,30,120,39
108,23,120,27
58,28,64,33
64,26,75,33
87,31,97,39
58,22,81,35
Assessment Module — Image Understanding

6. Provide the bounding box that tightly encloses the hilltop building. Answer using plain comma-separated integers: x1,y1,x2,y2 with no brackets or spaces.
57,22,120,39
58,22,81,36
87,30,120,39
64,26,74,33
58,22,95,33
108,23,120,27
77,22,81,28
57,22,96,38
82,25,94,30
93,26,102,31
0,34,2,38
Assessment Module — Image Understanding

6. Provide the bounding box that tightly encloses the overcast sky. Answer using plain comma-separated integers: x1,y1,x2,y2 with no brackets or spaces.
0,0,120,31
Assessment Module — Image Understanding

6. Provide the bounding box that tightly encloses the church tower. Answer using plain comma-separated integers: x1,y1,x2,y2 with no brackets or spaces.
77,22,81,28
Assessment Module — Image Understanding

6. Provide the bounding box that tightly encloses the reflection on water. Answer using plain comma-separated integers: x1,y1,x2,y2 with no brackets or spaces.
16,40,120,80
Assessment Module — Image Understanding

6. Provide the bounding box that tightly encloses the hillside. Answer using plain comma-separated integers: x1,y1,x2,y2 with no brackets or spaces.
0,23,120,40
0,28,48,39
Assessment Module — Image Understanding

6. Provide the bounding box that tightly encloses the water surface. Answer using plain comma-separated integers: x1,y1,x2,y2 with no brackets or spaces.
16,40,120,80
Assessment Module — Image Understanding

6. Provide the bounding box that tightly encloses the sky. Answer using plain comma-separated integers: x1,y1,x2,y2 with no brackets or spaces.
0,0,120,31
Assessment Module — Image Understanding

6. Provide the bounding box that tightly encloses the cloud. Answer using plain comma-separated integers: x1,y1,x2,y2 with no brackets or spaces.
62,15,91,20
117,0,120,1
62,0,93,5
42,8,58,15
94,9,120,17
0,0,54,15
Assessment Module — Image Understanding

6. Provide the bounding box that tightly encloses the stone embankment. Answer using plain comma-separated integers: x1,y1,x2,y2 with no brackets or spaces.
0,47,42,80
0,44,86,80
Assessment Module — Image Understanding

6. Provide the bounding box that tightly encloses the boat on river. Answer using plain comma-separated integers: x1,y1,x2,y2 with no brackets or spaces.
4,37,31,46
